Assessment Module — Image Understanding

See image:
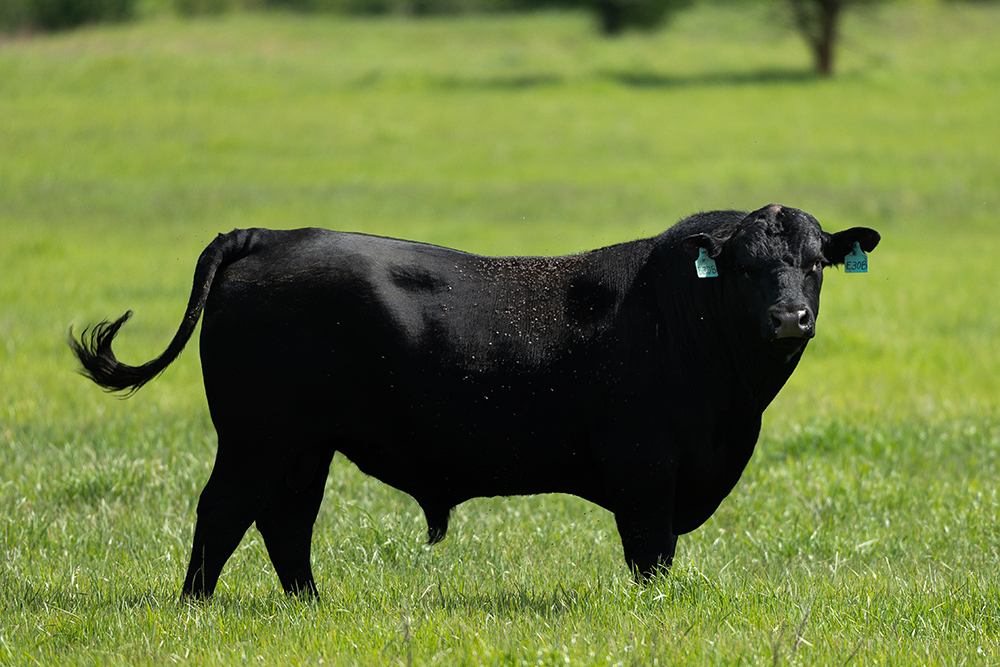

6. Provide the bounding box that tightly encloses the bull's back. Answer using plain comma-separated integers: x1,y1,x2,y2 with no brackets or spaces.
203,227,631,381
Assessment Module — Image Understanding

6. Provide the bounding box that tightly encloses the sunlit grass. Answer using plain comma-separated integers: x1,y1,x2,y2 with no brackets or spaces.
2,2,1000,664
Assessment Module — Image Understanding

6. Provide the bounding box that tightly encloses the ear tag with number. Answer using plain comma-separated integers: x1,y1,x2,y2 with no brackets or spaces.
695,247,719,279
844,241,868,274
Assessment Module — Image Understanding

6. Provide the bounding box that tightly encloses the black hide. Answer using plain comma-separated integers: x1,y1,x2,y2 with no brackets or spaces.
70,204,879,598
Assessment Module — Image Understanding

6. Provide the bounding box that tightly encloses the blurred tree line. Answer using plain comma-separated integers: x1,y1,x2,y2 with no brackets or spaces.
1,0,133,31
0,0,697,34
0,0,984,77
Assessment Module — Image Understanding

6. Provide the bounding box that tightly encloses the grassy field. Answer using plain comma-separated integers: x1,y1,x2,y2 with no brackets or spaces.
2,2,1000,664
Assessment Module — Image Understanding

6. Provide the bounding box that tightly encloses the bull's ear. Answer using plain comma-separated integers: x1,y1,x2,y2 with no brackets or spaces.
825,227,881,265
682,233,723,260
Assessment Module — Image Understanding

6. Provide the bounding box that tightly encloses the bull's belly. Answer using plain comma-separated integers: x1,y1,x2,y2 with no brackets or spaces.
336,422,603,507
672,497,725,535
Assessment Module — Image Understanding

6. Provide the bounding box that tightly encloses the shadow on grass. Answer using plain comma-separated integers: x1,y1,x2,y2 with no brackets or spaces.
436,74,567,90
602,67,819,88
352,67,819,91
2,566,306,612
1,576,176,613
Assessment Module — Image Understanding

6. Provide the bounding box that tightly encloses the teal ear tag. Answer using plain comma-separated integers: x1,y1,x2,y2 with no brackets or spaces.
695,248,718,279
844,241,868,274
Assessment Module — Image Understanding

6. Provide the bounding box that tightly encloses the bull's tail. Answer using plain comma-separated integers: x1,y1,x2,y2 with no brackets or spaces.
69,229,261,396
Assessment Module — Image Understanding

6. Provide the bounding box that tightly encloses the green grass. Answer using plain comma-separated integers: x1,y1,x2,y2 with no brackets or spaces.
2,2,1000,664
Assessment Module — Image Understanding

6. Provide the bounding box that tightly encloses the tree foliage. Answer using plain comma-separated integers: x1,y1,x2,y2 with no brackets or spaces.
2,0,691,37
589,0,694,36
1,0,134,31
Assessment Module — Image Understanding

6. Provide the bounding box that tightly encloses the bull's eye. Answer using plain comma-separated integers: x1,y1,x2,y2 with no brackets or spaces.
808,260,823,273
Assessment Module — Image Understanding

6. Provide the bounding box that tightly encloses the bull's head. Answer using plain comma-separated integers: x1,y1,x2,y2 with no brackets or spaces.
684,204,880,361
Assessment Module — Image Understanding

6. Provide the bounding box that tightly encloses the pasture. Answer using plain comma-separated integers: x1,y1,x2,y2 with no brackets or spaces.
2,2,999,664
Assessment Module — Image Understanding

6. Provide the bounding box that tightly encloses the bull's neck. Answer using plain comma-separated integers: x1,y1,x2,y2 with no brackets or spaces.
653,267,803,414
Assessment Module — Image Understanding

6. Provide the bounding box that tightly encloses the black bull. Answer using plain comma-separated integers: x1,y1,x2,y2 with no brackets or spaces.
71,204,879,598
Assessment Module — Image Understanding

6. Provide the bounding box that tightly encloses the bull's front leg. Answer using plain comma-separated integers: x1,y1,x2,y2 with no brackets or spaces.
602,442,679,581
614,511,678,580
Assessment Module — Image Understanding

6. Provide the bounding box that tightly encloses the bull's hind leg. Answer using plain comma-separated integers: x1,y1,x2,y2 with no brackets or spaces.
182,486,265,599
255,444,335,597
181,437,281,599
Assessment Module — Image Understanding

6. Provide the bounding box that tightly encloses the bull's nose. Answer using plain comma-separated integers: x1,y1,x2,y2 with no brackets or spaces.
771,309,813,339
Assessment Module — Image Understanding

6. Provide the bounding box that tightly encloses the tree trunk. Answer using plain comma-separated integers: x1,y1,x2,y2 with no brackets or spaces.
789,0,842,77
814,0,839,77
595,0,625,36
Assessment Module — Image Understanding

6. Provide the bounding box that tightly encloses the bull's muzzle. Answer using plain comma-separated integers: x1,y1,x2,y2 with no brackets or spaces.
770,308,814,340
